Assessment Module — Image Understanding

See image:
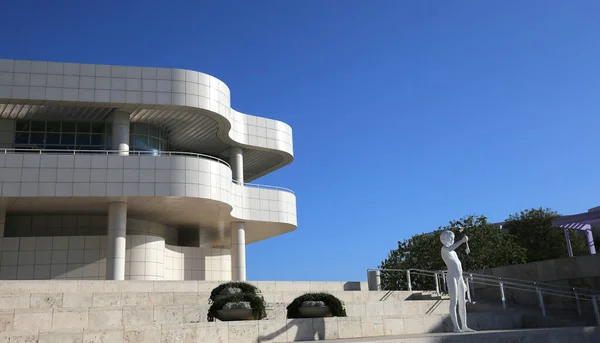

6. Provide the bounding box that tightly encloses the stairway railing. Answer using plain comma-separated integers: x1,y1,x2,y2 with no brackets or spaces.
367,268,600,325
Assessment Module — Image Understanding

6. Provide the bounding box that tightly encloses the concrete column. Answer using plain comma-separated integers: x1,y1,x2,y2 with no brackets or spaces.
231,222,246,281
585,228,596,255
0,208,5,237
106,202,127,280
367,270,381,291
564,228,574,257
112,111,130,156
229,147,244,184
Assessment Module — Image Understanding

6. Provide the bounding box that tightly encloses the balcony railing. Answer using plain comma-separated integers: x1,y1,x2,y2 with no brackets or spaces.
1,148,230,167
232,180,295,194
1,148,295,195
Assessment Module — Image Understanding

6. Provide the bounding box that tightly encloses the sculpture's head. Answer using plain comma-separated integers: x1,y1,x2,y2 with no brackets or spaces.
440,230,455,246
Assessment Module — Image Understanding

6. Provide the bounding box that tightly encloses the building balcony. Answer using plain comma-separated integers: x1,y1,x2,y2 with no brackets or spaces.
0,148,297,244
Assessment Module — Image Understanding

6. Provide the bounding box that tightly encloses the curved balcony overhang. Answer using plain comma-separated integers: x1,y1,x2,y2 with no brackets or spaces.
0,149,297,244
0,59,295,181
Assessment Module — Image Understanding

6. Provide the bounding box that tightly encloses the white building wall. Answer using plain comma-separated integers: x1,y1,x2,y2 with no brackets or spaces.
0,235,230,281
0,153,297,227
4,214,178,243
0,59,295,160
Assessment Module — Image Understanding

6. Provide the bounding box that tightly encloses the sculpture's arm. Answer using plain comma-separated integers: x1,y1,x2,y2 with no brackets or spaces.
444,237,468,252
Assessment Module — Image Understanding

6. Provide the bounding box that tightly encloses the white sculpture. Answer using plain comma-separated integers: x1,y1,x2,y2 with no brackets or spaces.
440,230,475,333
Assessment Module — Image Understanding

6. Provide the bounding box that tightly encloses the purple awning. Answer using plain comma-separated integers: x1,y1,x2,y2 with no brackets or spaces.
552,211,600,229
551,210,598,256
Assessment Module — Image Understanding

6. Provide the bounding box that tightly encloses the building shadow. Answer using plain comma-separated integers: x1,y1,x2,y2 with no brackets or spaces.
343,281,362,291
257,318,325,342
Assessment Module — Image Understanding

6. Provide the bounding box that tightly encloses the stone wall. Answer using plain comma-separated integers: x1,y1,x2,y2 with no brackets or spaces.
0,280,527,343
472,254,600,313
475,254,600,289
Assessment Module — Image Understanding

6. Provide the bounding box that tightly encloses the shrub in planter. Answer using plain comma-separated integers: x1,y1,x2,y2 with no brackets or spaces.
286,292,347,319
207,281,267,322
209,281,262,302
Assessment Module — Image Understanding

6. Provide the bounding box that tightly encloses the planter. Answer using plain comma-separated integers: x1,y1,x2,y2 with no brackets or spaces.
215,308,255,321
298,306,332,318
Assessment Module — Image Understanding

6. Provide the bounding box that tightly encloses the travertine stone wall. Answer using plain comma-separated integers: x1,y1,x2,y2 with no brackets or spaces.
473,254,600,313
0,280,532,343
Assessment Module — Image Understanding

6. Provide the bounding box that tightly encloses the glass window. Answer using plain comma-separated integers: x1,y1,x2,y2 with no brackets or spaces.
12,120,168,153
76,134,90,145
135,123,148,135
90,134,104,146
14,132,29,144
91,123,105,134
149,137,159,150
149,125,159,137
62,122,76,132
45,133,60,145
31,121,45,132
46,122,61,133
61,133,75,145
30,132,44,145
76,122,91,133
15,120,30,131
132,135,149,149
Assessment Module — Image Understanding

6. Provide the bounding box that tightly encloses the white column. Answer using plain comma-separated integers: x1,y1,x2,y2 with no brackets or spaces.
585,228,596,255
231,222,246,281
112,111,130,156
564,228,574,257
229,147,244,184
0,208,5,237
367,270,381,291
106,202,127,280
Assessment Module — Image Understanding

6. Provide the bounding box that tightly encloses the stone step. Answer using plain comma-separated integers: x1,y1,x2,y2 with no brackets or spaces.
318,326,600,342
466,301,598,327
0,302,509,331
269,299,450,319
0,312,525,343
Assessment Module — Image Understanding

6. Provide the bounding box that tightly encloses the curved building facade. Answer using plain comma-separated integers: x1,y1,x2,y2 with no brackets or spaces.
0,59,297,281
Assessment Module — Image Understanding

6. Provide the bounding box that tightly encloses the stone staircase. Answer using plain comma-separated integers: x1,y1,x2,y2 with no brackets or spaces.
318,326,600,342
0,280,596,342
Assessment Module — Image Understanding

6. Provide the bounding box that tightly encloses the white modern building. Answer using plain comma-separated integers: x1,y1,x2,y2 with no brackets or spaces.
0,59,297,281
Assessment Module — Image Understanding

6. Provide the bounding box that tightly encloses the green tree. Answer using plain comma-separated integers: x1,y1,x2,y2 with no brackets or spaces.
503,208,588,262
379,230,445,291
380,215,526,291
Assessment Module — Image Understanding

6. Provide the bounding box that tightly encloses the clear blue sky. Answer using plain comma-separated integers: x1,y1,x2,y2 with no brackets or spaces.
2,1,599,282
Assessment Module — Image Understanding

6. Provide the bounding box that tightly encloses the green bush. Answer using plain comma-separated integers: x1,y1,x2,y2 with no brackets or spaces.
286,292,347,318
208,281,262,303
207,293,267,322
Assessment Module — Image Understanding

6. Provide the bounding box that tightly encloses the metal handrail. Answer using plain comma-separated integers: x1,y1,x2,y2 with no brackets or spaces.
392,268,599,299
368,267,600,324
380,267,600,297
2,148,295,194
232,180,295,194
1,148,230,167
